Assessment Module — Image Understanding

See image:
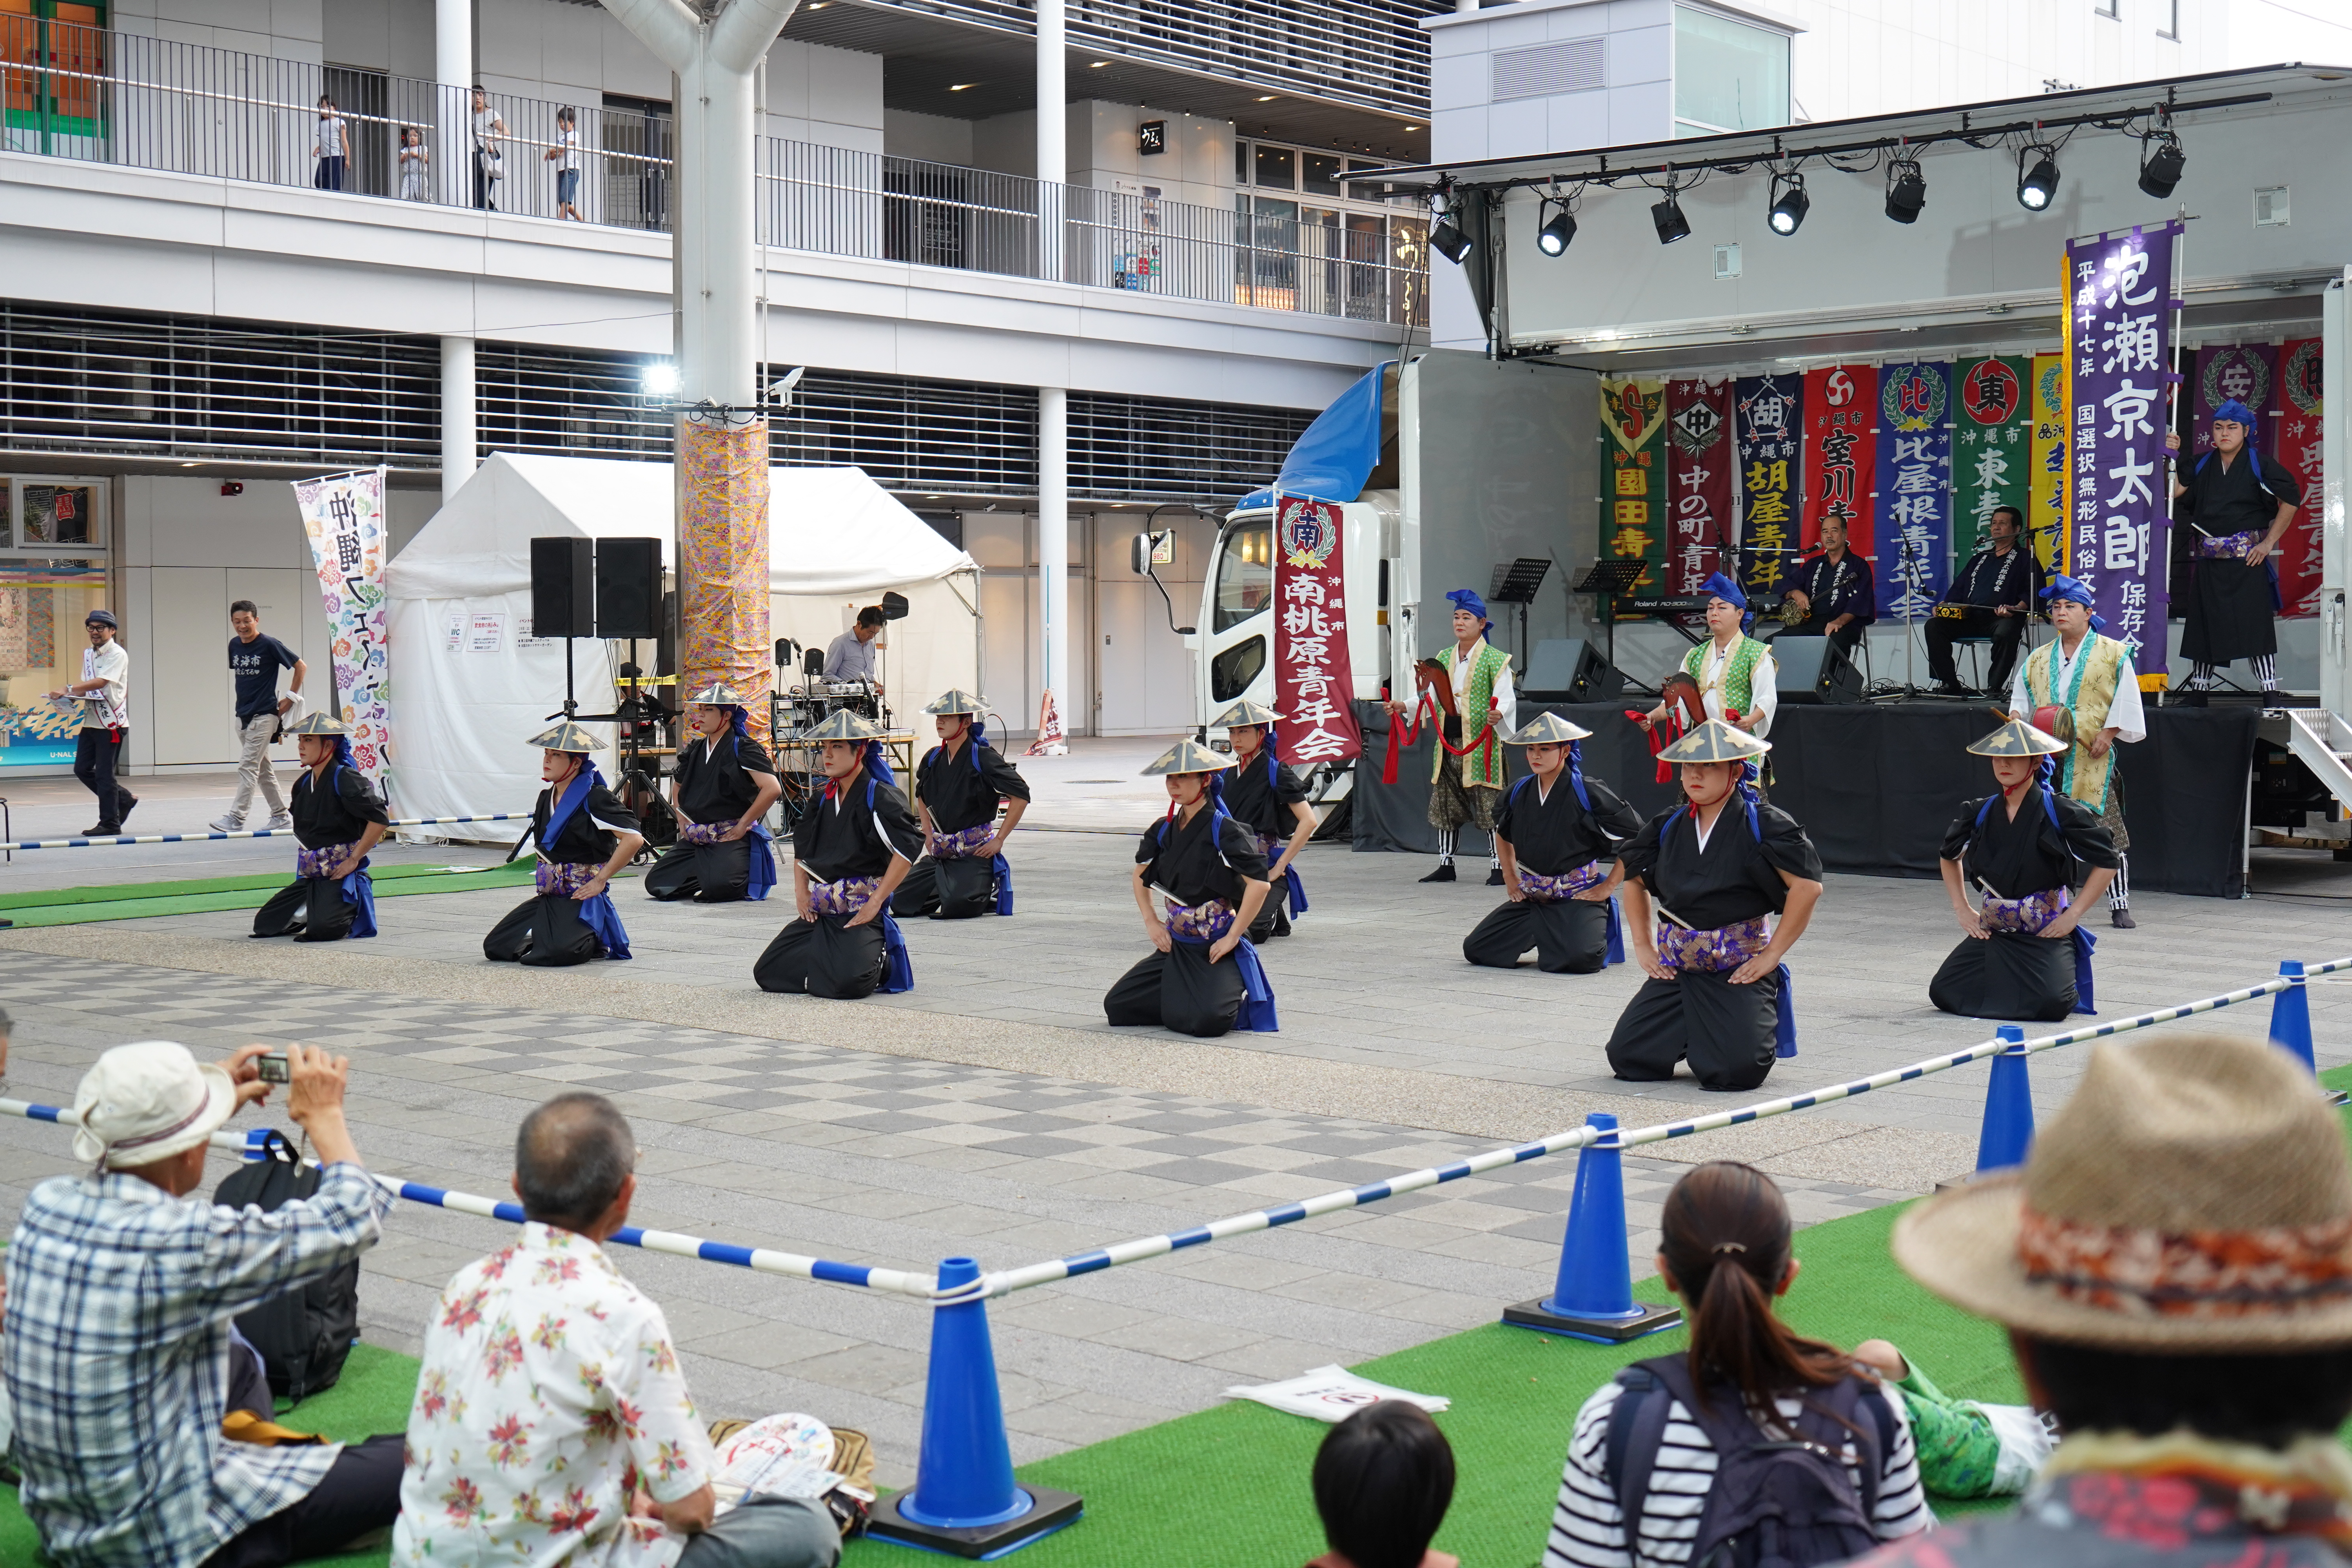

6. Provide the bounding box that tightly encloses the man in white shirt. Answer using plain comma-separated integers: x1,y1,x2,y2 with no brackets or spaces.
2008,576,2147,928
48,609,138,834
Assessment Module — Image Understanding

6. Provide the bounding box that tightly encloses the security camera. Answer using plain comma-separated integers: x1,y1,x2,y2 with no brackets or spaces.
766,366,807,409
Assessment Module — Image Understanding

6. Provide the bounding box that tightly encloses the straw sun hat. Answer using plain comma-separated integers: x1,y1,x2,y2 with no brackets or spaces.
1893,1033,2352,1351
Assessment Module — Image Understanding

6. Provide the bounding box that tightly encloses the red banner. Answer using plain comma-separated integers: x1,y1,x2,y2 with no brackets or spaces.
1272,494,1361,764
1801,365,1877,560
2277,337,2325,617
1666,379,1734,596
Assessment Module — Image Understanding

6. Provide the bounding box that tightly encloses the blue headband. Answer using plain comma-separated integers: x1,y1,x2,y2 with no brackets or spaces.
1445,588,1491,626
1699,571,1747,610
2041,575,2108,633
863,738,895,787
2212,399,2259,430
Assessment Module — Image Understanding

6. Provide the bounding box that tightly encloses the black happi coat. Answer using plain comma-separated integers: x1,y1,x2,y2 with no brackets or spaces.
1929,785,2118,1023
1492,771,1641,877
290,762,390,848
1104,806,1274,1038
531,780,641,865
1135,805,1270,907
482,779,640,967
913,738,1031,835
1221,750,1308,841
793,770,923,882
673,731,775,826
755,769,921,1000
2181,448,2302,662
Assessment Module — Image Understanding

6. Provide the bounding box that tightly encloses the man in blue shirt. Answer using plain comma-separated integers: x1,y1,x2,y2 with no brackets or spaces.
213,600,307,835
1925,507,2043,697
822,606,886,691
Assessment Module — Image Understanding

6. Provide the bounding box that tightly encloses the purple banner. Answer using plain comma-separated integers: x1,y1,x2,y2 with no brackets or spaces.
1873,362,1953,618
2064,223,2181,667
1734,374,1804,603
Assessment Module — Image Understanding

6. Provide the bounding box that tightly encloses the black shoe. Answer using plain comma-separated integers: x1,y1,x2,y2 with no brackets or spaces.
2110,907,2137,929
116,793,139,826
1419,862,1457,883
1486,866,1505,886
91,823,121,837
1932,681,1975,697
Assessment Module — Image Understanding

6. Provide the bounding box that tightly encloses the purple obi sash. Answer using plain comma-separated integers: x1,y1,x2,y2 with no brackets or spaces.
809,876,880,916
1164,898,1235,942
1657,914,1772,973
536,860,599,897
297,842,354,879
2195,528,2262,560
1521,859,1610,905
930,823,996,860
679,820,731,846
1981,886,2067,934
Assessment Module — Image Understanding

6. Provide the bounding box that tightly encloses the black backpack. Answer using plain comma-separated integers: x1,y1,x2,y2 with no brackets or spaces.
1604,1354,1891,1568
212,1129,360,1404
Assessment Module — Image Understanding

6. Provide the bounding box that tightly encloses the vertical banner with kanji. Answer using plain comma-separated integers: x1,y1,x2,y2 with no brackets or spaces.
1801,366,1877,558
1874,363,1954,618
2190,343,2277,461
1271,494,1361,764
2277,337,2326,617
1735,374,1804,602
292,466,393,797
1599,377,1669,602
1666,379,1735,596
2063,223,2181,669
2030,352,2071,572
1954,356,2032,555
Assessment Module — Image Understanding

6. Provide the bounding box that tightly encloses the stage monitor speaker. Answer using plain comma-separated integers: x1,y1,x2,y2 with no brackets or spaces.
1773,636,1863,705
530,537,594,639
595,536,662,640
1521,638,1624,703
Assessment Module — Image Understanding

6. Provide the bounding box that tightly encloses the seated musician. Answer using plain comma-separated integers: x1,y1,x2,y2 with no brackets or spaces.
1103,739,1278,1038
754,710,921,998
893,689,1029,920
251,711,388,942
1382,588,1516,884
1928,715,2116,1022
1462,713,1639,975
485,721,642,967
1926,506,2042,697
642,681,781,904
1214,700,1314,941
1769,515,1875,656
1606,720,1823,1092
1641,573,1776,739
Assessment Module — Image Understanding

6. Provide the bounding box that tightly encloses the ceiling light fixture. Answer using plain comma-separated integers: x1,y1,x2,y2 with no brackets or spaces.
1256,95,1276,102
1429,198,1472,264
1766,170,1809,236
2016,143,2060,211
1650,185,1691,245
1884,153,1926,223
1535,192,1576,257
948,82,976,91
2138,126,2185,198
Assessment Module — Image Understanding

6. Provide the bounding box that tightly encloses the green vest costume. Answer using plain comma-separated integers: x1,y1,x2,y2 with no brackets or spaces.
1429,639,1512,789
2022,633,2129,813
1683,634,1769,721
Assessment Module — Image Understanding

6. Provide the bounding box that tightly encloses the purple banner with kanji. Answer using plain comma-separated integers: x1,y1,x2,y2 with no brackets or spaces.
2063,223,2181,667
1873,362,1953,618
1734,374,1803,603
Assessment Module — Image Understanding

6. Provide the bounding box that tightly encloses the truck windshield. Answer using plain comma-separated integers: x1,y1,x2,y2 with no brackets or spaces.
1214,518,1272,633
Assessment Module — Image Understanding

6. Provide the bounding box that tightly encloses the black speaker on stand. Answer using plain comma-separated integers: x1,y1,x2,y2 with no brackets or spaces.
1521,638,1625,704
530,537,594,638
595,537,662,639
1773,636,1864,705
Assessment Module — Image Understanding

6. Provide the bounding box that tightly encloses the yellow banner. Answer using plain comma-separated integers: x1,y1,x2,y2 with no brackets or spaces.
2029,350,2069,575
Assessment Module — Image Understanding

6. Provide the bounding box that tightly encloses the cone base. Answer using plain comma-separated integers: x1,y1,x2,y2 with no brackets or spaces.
869,1486,1084,1559
1503,1297,1682,1343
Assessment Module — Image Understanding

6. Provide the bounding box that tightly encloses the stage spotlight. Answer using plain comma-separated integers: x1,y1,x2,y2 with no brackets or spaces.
1767,172,1809,236
641,364,679,397
2016,146,2060,211
1536,198,1577,257
1429,205,1472,264
1884,157,1926,223
2138,130,2186,199
1651,189,1691,245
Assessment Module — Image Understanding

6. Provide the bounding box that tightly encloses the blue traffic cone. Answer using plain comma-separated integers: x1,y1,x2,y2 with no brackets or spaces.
1503,1114,1682,1343
1973,1025,2035,1174
2270,960,2317,1075
867,1258,1083,1557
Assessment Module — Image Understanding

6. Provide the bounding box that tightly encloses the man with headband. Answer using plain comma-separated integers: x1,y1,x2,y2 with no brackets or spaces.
755,710,922,998
251,711,389,942
642,681,780,904
1384,587,1516,884
484,720,643,966
2010,576,2145,929
2165,398,2302,707
894,689,1029,920
1462,712,1640,975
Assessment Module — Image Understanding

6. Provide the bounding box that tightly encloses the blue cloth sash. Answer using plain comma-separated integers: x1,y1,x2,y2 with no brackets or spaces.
879,907,914,993
2071,926,2097,1015
744,822,777,902
991,854,1014,916
575,888,631,960
1775,963,1797,1058
343,866,377,938
1603,894,1624,967
542,764,603,848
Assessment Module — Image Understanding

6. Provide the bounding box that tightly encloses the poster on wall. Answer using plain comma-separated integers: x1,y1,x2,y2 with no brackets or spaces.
1270,494,1361,765
2276,337,2325,617
1665,380,1735,597
1874,362,1954,619
1599,377,1669,604
1954,356,2032,556
1800,365,1877,561
294,466,394,799
1734,374,1804,602
2029,351,2071,573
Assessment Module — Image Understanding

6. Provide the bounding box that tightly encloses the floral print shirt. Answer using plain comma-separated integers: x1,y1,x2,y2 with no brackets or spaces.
392,1223,715,1568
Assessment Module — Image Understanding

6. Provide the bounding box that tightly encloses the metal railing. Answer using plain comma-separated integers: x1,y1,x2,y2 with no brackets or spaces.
2,19,1428,327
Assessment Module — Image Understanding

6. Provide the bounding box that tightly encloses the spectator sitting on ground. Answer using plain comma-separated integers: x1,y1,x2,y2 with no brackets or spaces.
4,1040,399,1568
1849,1033,2352,1568
1544,1161,1933,1568
1847,1339,2055,1499
393,1092,842,1568
1306,1400,1458,1568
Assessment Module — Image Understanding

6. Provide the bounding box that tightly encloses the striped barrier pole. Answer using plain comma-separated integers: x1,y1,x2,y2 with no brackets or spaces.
2,813,532,851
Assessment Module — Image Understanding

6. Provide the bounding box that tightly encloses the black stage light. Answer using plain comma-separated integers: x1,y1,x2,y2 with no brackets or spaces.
2017,146,2060,211
1767,172,1809,236
1430,207,1472,264
1651,189,1691,245
1884,157,1926,223
2138,131,2185,199
1536,198,1577,256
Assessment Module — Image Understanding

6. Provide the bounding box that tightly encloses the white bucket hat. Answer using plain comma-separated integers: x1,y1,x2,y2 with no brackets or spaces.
72,1041,238,1169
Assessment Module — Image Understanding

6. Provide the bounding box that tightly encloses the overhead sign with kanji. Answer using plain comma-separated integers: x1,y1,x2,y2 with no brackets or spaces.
1270,494,1361,764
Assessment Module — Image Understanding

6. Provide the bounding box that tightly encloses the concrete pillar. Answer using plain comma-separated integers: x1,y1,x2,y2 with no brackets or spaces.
2323,272,2348,718
435,0,470,87
1035,0,1063,280
1038,386,1070,749
436,0,468,208
440,335,475,505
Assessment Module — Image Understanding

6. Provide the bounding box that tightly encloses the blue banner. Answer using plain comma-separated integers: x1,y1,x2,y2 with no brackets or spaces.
1873,362,1954,618
1734,374,1804,603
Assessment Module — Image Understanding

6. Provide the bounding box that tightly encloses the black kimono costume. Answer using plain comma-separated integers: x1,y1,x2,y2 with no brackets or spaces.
754,768,922,998
483,769,638,967
893,735,1030,919
1223,747,1310,941
1929,783,2116,1022
2180,446,2301,664
644,728,778,903
1463,765,1640,974
252,756,388,942
1103,801,1279,1038
1606,795,1821,1092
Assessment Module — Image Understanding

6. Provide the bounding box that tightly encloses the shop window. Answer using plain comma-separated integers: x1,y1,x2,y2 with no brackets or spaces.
1253,144,1294,191
0,477,110,771
1302,152,1341,196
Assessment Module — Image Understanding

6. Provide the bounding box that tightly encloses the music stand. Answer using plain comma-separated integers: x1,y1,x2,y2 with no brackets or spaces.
1573,559,1649,682
1488,557,1552,665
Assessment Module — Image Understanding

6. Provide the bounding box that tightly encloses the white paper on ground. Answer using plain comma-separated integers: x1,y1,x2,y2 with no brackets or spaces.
1222,1366,1450,1423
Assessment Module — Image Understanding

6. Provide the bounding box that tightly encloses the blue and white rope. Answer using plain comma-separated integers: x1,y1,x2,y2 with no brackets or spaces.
5,813,531,851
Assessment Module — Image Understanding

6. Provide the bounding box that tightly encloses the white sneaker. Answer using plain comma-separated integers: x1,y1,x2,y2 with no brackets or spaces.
208,815,243,834
265,813,293,832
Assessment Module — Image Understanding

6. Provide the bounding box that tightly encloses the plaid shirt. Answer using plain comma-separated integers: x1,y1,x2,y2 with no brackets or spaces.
2,1161,392,1568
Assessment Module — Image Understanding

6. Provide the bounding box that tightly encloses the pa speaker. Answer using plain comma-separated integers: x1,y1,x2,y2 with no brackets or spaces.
1773,635,1863,705
1522,638,1624,703
595,536,662,640
530,537,594,639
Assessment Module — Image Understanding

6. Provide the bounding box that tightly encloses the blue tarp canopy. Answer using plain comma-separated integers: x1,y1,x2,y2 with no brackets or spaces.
1236,361,1394,511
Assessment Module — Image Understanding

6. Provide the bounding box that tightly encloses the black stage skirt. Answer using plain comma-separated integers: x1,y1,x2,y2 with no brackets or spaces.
2181,555,2278,663
1462,898,1610,974
755,912,886,999
1606,969,1781,1092
1103,942,1245,1038
484,894,604,967
1929,930,2078,1023
644,839,755,903
891,856,997,920
252,876,364,942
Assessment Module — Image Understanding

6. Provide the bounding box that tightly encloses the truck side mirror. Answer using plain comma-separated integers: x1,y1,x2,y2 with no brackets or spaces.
1132,530,1174,576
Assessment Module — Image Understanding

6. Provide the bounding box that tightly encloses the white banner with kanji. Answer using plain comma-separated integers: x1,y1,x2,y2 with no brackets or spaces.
293,466,394,797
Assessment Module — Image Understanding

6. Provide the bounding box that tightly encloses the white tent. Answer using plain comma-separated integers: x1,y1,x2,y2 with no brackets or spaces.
387,454,980,835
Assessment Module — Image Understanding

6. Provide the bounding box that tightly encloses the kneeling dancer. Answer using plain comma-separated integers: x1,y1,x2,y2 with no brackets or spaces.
893,689,1029,919
1929,716,2116,1022
252,710,388,942
1103,737,1278,1038
1214,700,1313,941
644,681,780,903
484,721,642,966
754,710,920,998
1462,712,1640,974
1606,720,1822,1092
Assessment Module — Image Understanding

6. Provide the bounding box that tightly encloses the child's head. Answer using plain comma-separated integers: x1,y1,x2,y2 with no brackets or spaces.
1311,1401,1454,1568
1659,1161,1851,1411
402,124,420,145
557,105,575,128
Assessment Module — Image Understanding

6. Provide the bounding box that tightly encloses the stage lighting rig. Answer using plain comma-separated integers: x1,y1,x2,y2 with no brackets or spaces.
2016,144,2061,211
1884,155,1926,223
1535,192,1577,257
1651,185,1691,245
1430,198,1472,264
2138,127,2185,199
1766,171,1809,236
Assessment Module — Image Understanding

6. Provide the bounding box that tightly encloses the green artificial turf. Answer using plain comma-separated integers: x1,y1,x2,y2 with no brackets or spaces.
0,861,550,927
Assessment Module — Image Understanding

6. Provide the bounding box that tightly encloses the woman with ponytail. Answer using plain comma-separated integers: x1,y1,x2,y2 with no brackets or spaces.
1544,1163,1930,1568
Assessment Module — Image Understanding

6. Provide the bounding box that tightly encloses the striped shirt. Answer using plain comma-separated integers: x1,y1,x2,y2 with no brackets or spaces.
1544,1376,1935,1568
